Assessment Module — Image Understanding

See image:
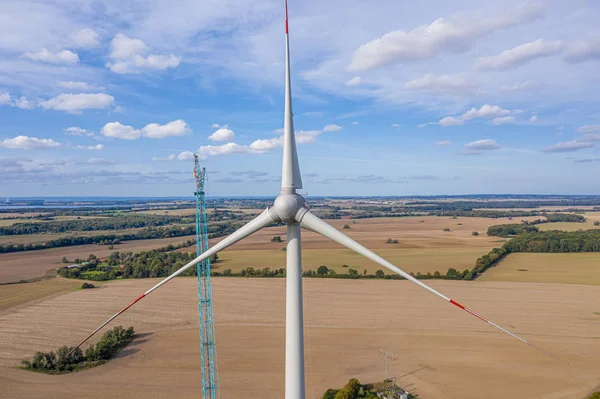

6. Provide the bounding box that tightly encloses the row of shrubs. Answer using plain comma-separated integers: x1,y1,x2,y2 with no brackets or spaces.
21,326,134,374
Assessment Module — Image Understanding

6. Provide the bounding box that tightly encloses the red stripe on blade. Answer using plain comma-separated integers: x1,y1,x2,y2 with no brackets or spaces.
450,299,465,309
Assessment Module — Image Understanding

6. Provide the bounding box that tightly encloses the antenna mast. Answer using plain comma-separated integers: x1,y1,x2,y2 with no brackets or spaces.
194,154,220,399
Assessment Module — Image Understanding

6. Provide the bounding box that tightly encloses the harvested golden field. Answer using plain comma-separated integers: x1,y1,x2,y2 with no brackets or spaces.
479,253,600,285
0,278,82,311
1,278,599,399
538,212,600,231
0,236,195,284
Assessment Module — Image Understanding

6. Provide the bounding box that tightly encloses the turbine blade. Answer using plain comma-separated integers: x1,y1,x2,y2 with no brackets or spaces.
67,208,277,356
298,211,571,366
281,0,302,190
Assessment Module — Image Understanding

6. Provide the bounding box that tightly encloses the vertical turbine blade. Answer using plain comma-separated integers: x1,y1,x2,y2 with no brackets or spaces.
298,211,572,366
281,0,303,190
67,208,277,356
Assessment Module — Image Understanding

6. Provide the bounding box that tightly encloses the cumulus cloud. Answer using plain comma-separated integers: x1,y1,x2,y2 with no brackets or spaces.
346,76,361,86
106,34,181,74
73,28,100,48
474,39,563,70
462,104,511,120
100,120,190,140
177,151,194,161
0,136,60,149
404,73,474,95
77,144,103,150
11,97,35,110
464,139,501,151
22,49,79,64
322,124,342,132
100,122,141,140
491,116,516,125
435,140,452,146
565,36,600,63
530,115,538,122
197,142,260,160
438,116,464,127
347,4,543,71
542,141,594,153
64,127,95,137
579,134,600,143
39,93,114,113
352,121,359,125
142,120,190,139
208,126,235,142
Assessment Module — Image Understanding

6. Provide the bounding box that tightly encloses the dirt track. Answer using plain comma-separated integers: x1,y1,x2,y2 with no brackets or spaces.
1,278,599,399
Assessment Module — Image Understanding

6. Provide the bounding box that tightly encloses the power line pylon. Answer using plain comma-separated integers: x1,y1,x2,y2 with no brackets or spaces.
194,154,220,399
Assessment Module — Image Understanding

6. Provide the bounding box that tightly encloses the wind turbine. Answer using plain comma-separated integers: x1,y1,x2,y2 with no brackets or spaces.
68,1,570,398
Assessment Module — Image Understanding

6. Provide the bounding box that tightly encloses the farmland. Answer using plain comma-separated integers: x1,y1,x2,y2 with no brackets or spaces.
1,278,599,399
479,253,600,285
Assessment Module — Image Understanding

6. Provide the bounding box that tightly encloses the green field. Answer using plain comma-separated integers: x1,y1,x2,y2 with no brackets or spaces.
479,253,600,285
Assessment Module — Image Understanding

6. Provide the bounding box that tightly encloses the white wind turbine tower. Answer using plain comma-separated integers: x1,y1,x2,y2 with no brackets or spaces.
69,1,571,398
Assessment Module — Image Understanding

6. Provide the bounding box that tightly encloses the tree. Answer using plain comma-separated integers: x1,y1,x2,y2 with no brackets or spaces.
375,269,384,277
61,256,68,263
386,238,392,244
342,224,350,229
472,231,479,236
317,265,329,276
271,236,282,242
363,269,367,275
595,221,600,226
348,269,358,279
588,392,600,399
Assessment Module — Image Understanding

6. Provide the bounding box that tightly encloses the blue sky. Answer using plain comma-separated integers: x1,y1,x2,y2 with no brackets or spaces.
1,0,599,197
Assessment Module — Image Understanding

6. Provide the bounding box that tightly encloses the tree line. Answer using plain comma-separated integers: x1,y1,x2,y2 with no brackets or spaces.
0,214,195,235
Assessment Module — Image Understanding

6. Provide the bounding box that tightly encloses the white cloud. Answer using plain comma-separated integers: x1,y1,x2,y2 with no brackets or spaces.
565,36,600,63
211,123,222,128
474,39,563,71
11,97,35,110
0,92,10,105
530,115,538,122
542,141,594,153
77,144,104,150
64,127,95,137
347,4,543,71
73,28,100,48
22,49,79,64
391,123,401,128
101,120,190,140
577,125,600,134
465,139,501,151
322,124,342,132
438,116,464,127
86,158,115,165
346,76,361,86
177,151,195,161
435,140,452,146
106,34,181,74
58,81,92,91
462,104,511,120
0,136,60,150
100,122,141,140
142,120,190,139
249,136,283,151
197,142,260,160
39,93,114,113
208,126,235,142
404,73,474,94
296,130,321,144
352,121,359,125
152,154,176,161
491,116,516,125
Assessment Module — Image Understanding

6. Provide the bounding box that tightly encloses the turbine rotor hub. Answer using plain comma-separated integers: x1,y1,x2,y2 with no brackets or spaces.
273,191,307,223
